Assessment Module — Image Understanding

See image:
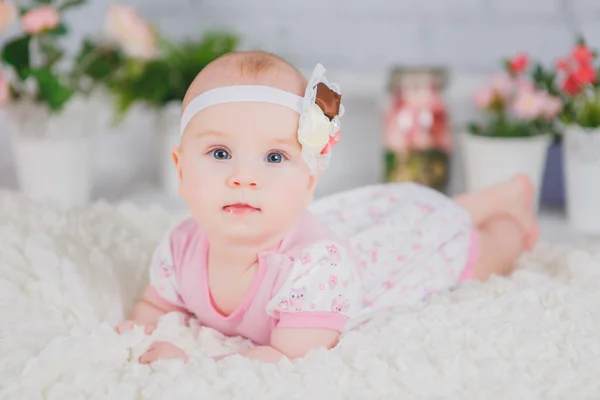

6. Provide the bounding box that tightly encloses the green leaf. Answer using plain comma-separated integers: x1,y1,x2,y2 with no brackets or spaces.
106,31,239,119
39,40,63,67
29,68,74,112
467,122,482,135
58,0,86,11
46,23,68,36
73,39,125,81
578,98,600,128
1,36,31,80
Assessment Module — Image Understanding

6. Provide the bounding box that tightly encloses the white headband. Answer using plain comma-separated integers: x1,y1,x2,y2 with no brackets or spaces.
179,63,345,174
181,86,304,134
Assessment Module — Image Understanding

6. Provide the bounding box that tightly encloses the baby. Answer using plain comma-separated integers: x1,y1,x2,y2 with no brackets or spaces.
117,51,538,364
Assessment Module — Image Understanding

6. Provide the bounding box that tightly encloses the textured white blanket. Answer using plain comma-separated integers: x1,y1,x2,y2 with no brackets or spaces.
1,190,600,399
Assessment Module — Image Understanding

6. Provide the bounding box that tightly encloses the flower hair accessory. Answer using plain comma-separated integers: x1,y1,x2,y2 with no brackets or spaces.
179,63,344,174
297,63,345,173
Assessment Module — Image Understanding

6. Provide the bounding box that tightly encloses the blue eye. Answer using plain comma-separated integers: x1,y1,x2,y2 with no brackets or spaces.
212,149,231,160
266,152,285,163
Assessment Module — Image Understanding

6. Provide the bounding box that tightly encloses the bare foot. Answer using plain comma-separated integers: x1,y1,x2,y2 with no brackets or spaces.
505,174,539,251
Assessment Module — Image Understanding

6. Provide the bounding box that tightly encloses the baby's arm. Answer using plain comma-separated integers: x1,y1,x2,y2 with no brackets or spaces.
237,328,340,362
117,226,189,334
117,286,188,334
130,286,187,323
234,240,360,362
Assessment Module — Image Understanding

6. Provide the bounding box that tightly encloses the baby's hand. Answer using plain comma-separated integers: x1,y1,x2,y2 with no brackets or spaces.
116,320,157,335
138,341,189,364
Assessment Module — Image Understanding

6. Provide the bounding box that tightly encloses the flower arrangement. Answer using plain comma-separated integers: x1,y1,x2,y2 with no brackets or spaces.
468,53,563,138
0,0,122,113
102,4,238,122
552,38,600,129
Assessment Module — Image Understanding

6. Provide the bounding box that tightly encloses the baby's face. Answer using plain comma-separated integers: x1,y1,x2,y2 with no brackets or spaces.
173,101,317,244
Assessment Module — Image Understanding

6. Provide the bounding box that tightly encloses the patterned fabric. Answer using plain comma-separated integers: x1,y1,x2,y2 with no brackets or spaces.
265,240,363,321
308,182,475,326
148,230,185,308
148,182,477,340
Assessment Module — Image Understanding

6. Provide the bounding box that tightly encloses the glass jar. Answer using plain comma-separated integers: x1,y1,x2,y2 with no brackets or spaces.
382,67,451,193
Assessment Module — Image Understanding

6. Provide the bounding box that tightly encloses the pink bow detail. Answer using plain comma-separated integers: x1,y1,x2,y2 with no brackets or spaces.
320,131,341,155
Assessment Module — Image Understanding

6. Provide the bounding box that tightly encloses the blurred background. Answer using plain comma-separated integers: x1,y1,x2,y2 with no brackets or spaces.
1,0,600,239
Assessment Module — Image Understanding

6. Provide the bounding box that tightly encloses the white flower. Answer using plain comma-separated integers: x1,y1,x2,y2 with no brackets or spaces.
298,103,332,152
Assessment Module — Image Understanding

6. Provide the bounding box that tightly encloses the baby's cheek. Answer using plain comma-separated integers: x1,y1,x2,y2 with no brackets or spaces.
277,176,311,208
181,168,222,217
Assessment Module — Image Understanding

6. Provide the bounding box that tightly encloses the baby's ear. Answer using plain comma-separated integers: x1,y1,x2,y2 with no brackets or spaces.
171,146,183,181
306,173,321,204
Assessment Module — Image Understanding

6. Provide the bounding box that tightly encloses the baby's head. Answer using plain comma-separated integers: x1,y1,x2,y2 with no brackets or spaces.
172,51,343,246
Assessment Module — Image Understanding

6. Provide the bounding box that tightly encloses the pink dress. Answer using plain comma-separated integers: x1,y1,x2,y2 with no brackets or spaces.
149,183,478,345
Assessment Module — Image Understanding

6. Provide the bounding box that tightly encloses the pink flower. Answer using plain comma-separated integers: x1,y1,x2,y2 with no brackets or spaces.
541,93,562,119
0,0,17,32
474,87,493,109
515,77,535,93
0,70,9,106
105,4,157,60
22,5,60,34
489,73,514,100
475,73,516,109
512,90,545,119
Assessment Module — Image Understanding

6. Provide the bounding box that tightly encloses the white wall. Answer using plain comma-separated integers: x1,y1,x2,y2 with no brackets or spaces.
96,0,597,74
1,0,598,204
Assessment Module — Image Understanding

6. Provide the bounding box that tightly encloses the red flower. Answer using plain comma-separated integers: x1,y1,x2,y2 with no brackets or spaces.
556,42,598,97
563,74,582,95
556,57,572,72
571,44,594,66
573,65,597,85
509,52,529,74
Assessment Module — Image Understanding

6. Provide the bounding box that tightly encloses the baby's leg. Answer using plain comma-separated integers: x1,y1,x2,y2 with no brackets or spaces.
453,174,539,251
471,215,524,281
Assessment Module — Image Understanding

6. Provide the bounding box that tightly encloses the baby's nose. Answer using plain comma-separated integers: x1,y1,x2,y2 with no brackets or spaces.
227,173,258,189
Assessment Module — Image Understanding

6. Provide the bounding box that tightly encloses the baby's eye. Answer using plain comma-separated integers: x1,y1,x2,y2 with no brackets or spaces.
212,149,231,160
299,293,305,298
291,294,297,299
265,151,286,164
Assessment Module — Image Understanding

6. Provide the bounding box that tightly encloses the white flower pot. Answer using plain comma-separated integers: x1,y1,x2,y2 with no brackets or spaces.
461,133,552,209
11,135,92,206
5,97,95,207
156,101,182,197
563,126,600,234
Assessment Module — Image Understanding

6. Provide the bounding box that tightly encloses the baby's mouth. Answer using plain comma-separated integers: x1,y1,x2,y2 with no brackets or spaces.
222,203,261,215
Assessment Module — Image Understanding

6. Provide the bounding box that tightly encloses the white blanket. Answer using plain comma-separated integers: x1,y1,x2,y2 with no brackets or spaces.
1,190,600,399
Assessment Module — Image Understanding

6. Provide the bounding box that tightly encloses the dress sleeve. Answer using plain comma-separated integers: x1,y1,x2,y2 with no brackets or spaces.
266,240,363,333
148,229,186,309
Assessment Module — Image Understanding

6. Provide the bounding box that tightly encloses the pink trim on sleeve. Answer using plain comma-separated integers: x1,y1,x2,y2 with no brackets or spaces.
459,229,480,282
149,285,183,308
276,312,348,333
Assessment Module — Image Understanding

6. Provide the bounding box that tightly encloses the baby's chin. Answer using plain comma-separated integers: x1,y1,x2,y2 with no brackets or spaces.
203,212,294,245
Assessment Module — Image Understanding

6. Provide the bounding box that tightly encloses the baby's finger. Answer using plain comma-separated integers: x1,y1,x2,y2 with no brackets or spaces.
116,321,135,334
145,342,159,352
144,322,157,335
138,349,157,364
